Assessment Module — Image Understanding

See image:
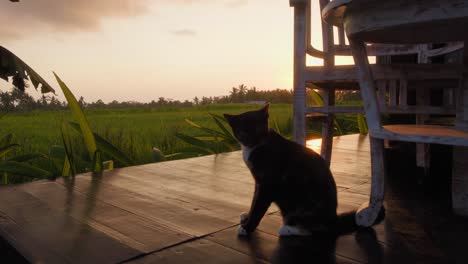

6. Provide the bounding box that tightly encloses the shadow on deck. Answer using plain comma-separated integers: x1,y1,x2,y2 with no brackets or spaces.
0,134,467,263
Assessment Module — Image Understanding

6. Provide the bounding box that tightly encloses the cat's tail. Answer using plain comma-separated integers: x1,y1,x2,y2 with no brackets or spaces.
335,207,385,236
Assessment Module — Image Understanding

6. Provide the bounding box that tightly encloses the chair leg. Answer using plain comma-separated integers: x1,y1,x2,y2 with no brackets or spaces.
321,114,334,165
320,89,335,165
452,146,468,216
356,137,385,227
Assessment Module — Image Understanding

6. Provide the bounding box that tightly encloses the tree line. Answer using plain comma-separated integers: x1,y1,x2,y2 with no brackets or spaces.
0,84,359,111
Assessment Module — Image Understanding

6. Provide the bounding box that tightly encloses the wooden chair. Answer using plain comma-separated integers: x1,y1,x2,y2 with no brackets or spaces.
290,0,463,166
321,0,468,226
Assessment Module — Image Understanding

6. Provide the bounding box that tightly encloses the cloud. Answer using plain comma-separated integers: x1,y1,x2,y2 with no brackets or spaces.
225,0,248,8
166,0,248,8
0,0,150,40
171,29,197,37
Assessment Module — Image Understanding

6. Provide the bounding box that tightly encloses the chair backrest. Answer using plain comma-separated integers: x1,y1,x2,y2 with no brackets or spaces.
307,0,464,67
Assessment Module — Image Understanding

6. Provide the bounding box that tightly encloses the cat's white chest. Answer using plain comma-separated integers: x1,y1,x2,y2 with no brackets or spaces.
241,144,254,170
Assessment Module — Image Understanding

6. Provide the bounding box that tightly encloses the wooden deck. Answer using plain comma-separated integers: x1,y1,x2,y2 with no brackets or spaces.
1,134,467,263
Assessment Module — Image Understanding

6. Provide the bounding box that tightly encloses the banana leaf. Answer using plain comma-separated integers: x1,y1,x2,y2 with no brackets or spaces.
0,46,55,93
0,144,18,158
209,113,236,142
68,122,135,166
9,153,47,162
61,121,75,176
0,133,13,147
0,161,52,178
54,73,101,172
357,113,369,135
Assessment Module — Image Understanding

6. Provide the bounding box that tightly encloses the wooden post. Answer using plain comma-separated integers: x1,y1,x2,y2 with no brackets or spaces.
291,2,308,145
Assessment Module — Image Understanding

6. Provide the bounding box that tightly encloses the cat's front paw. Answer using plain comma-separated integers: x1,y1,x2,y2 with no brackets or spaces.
240,213,249,225
237,226,249,236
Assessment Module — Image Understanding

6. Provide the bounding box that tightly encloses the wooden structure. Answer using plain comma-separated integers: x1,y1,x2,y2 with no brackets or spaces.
321,0,468,226
290,0,462,166
1,134,468,263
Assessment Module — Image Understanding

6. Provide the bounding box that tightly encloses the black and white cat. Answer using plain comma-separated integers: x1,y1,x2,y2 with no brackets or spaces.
224,104,380,236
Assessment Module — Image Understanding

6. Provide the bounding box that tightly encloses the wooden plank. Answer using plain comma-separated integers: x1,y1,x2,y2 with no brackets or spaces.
0,187,140,264
206,227,277,263
16,181,192,253
304,64,464,82
55,176,236,237
129,238,267,264
377,125,468,146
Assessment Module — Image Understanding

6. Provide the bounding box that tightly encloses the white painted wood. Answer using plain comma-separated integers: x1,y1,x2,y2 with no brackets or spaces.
323,0,468,218
349,38,386,226
343,0,468,44
305,106,455,115
372,125,468,147
356,137,385,227
304,64,464,82
292,4,307,145
321,89,335,164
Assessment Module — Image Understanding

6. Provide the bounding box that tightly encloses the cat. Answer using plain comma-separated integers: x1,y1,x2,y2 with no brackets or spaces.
224,104,383,236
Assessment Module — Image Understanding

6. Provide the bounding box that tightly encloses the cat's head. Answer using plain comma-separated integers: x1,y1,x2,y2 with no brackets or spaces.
224,104,269,147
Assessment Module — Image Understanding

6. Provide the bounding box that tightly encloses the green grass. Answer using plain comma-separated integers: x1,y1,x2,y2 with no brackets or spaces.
0,104,294,166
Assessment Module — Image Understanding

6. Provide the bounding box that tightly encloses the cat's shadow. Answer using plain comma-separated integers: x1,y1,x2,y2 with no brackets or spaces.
266,228,383,264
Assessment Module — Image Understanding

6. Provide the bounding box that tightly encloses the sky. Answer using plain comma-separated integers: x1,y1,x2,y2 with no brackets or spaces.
0,0,333,103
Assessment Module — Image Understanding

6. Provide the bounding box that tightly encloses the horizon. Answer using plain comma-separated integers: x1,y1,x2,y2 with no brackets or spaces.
0,0,349,103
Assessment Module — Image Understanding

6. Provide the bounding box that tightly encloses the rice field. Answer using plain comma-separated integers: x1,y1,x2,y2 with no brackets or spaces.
0,104,295,165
